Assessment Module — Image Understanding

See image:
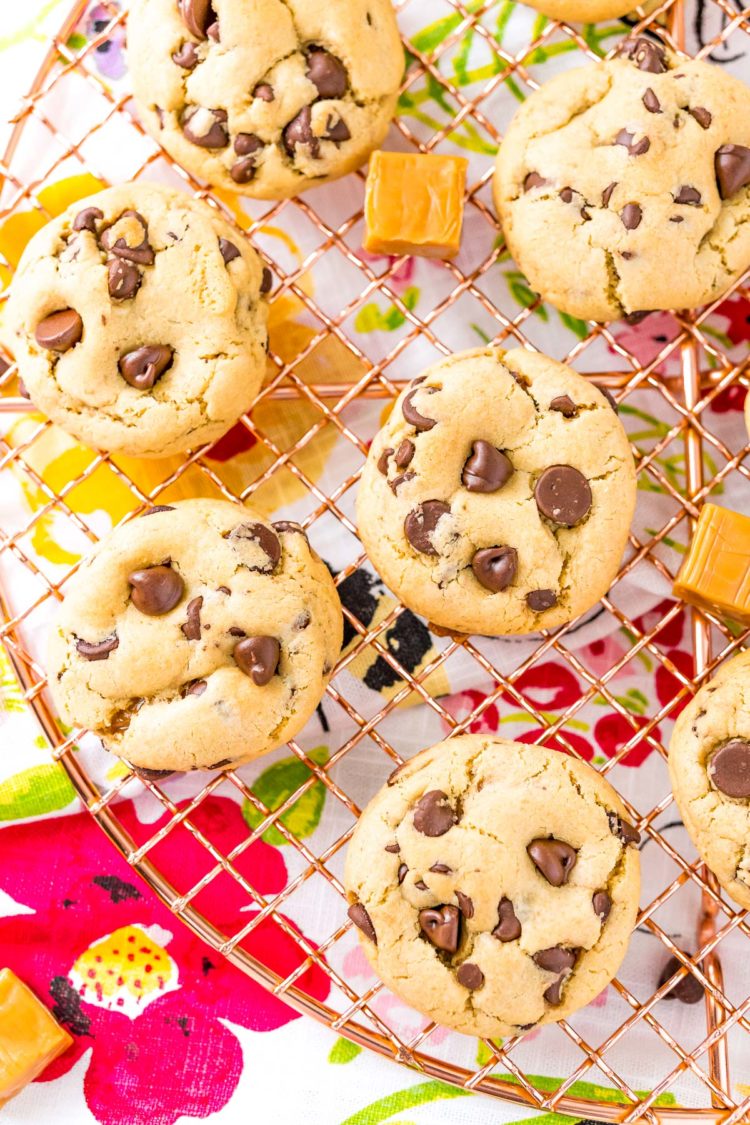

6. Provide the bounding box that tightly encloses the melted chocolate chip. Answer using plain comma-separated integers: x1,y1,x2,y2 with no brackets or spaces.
182,106,229,148
534,465,592,527
674,185,702,206
134,766,174,781
471,546,518,593
413,790,457,836
384,842,400,854
141,505,175,516
172,42,199,69
708,739,750,798
527,838,577,886
533,945,578,1005
659,955,704,1003
549,395,578,417
429,862,451,874
456,962,484,990
414,880,428,891
119,345,173,390
608,811,640,845
526,589,557,612
404,501,450,556
601,181,617,207
128,565,184,616
272,520,306,538
715,144,750,200
181,596,203,640
219,238,240,265
596,384,619,412
462,441,513,492
389,471,415,494
377,447,393,475
324,115,350,144
233,636,280,685
72,206,103,233
306,47,347,98
593,889,612,922
178,0,215,38
253,82,274,102
283,106,319,158
394,440,415,468
615,36,668,74
455,891,474,919
76,634,118,661
101,210,154,265
207,20,220,40
348,902,377,944
231,133,263,183
524,172,548,191
108,259,141,301
614,129,650,156
402,388,437,431
183,679,207,697
35,309,83,352
419,904,460,952
642,88,661,113
293,610,311,631
226,522,281,572
493,896,522,942
260,266,273,295
687,106,711,130
559,187,574,204
620,202,642,230
397,863,408,885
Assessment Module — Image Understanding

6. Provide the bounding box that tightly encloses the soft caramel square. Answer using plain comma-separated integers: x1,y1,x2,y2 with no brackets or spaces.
363,151,468,260
0,969,73,1105
674,504,750,625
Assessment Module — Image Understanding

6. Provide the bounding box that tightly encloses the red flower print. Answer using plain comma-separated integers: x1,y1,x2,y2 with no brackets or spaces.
654,648,695,719
715,294,750,348
710,382,747,414
516,727,595,762
510,662,583,712
594,711,662,767
610,311,681,375
206,420,257,461
632,598,686,651
441,688,500,734
0,796,329,1125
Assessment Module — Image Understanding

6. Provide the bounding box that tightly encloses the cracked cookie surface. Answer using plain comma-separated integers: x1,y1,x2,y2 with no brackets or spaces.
344,735,640,1038
48,499,343,771
127,0,404,200
356,346,636,636
493,38,750,321
5,183,268,457
669,650,750,910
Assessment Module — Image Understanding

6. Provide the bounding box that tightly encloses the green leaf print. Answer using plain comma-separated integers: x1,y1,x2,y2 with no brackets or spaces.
355,288,420,333
0,763,77,822
242,746,328,846
328,1037,362,1064
0,646,25,713
338,1080,469,1125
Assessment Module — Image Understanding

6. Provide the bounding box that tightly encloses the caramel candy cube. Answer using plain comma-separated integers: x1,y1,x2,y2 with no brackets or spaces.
364,151,468,259
674,504,750,625
0,969,73,1104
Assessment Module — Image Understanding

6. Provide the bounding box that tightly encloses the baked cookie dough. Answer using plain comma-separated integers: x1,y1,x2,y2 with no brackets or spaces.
48,500,343,771
523,0,653,23
127,0,404,200
345,735,640,1038
4,183,268,457
356,347,636,636
669,650,750,910
493,37,750,321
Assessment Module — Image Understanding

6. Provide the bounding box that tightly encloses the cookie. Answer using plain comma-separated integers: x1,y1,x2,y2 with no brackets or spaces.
48,500,343,772
522,0,652,22
493,37,750,321
669,650,750,910
344,735,640,1038
127,0,404,200
356,347,636,636
4,183,268,457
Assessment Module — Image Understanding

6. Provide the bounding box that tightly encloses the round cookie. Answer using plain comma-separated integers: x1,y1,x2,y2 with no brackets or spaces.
127,0,404,200
5,183,268,457
493,37,750,321
522,0,654,24
48,500,343,771
344,735,640,1038
669,650,750,910
356,346,636,636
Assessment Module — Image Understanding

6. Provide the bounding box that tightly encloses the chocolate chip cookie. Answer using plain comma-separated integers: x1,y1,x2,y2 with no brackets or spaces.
356,346,636,636
345,735,640,1038
5,183,268,457
48,500,343,771
669,650,750,910
493,37,750,321
127,0,404,200
523,0,653,22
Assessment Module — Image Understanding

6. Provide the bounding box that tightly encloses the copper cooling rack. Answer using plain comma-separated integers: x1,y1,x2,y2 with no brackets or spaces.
1,0,750,1121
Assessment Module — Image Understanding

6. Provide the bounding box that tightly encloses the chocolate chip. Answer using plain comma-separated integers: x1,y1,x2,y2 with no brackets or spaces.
386,759,408,786
231,133,263,183
306,47,347,98
324,115,350,144
413,790,457,837
493,896,521,942
715,144,750,200
456,962,484,990
670,216,684,223
624,309,652,325
419,904,460,952
620,203,642,230
708,739,750,798
283,106,319,158
348,902,377,944
471,546,517,593
462,441,513,493
397,863,408,885
534,465,592,527
593,889,612,922
429,862,451,874
135,766,174,781
228,627,246,637
688,106,711,129
76,634,118,661
178,0,215,38
226,522,281,571
128,565,184,616
596,384,618,412
35,309,83,352
414,880,428,891
219,238,240,265
601,181,617,207
389,471,415,494
141,505,175,516
258,266,272,295
206,20,220,40
181,596,203,640
674,185,702,206
183,679,207,697
456,891,474,919
119,345,173,390
580,206,591,222
615,36,668,74
172,42,199,69
253,82,274,101
527,838,577,886
614,129,650,156
182,106,229,148
233,636,280,685
533,946,577,974
549,395,578,418
402,388,437,431
621,251,635,260
294,610,311,631
272,520,306,537
608,811,640,845
377,447,393,475
108,259,141,301
526,589,557,612
101,210,154,265
658,955,704,1003
404,501,450,556
559,187,574,204
384,842,400,853
72,206,103,232
642,88,661,113
524,172,548,191
395,440,415,468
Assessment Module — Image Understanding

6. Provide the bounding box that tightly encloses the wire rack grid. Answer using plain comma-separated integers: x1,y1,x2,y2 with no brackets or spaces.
1,0,750,1121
